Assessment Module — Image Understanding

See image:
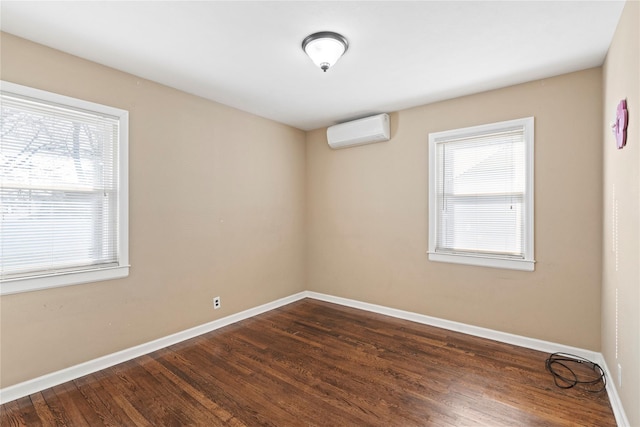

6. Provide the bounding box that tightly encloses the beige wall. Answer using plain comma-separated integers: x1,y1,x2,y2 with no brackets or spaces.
307,68,603,350
602,1,640,425
0,33,307,388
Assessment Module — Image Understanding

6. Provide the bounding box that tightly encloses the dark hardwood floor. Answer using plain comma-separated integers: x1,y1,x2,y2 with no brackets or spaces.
1,298,615,426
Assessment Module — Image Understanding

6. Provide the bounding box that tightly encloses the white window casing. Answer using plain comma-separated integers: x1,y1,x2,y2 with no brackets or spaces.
0,81,129,295
428,117,535,271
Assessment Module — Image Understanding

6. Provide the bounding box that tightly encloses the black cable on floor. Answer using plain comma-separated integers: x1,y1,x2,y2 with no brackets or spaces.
545,352,606,393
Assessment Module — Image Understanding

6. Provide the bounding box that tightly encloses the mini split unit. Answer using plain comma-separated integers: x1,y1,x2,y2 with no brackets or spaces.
327,113,390,149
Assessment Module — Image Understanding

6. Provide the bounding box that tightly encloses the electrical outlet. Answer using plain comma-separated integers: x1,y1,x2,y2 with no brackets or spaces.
618,363,622,387
213,296,221,310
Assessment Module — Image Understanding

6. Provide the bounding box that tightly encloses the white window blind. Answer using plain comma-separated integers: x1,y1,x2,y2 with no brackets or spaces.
1,81,129,294
428,117,534,271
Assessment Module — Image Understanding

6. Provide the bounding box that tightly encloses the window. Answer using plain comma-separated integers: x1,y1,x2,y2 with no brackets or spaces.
1,81,129,294
428,117,534,271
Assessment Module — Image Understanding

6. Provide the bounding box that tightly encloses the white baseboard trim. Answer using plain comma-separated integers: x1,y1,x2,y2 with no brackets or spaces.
0,291,307,405
1,290,629,427
305,291,629,427
597,356,631,427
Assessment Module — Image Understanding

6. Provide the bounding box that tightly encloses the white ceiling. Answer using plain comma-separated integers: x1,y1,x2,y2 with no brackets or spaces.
0,1,626,131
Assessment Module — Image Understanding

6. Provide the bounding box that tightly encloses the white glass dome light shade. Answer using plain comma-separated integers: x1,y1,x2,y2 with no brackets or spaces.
302,32,349,72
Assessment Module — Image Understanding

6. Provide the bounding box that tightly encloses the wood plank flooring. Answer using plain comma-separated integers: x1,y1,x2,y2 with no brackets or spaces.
1,299,616,426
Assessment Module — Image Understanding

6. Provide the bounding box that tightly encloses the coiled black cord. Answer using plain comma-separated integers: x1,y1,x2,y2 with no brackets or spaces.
545,352,606,393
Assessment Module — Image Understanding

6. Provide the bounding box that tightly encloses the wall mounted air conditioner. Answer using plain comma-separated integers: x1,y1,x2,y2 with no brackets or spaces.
327,113,390,149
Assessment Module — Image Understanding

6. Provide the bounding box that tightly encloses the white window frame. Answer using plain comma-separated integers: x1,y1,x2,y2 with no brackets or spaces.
428,117,535,271
0,81,129,295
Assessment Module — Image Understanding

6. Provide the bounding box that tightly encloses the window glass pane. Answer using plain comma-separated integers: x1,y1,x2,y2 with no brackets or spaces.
436,130,526,257
1,89,120,281
440,195,524,256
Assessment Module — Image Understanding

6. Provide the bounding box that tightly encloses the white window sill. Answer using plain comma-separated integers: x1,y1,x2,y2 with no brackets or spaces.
0,266,130,295
428,252,535,271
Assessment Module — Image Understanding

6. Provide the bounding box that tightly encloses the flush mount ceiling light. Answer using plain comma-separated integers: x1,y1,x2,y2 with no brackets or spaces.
302,31,349,72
